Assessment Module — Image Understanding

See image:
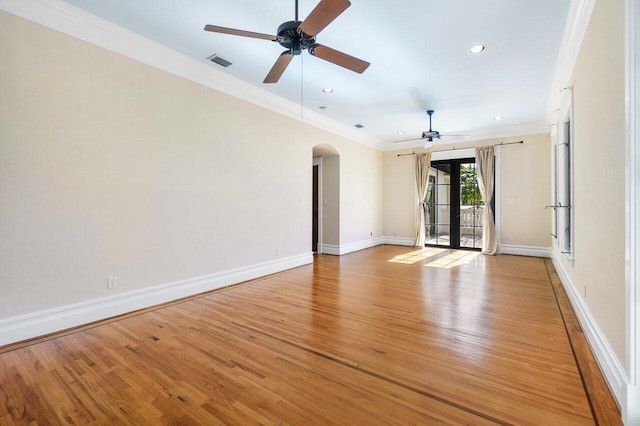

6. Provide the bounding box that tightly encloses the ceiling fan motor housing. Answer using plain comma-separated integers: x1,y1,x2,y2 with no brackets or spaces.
422,130,440,139
277,21,316,55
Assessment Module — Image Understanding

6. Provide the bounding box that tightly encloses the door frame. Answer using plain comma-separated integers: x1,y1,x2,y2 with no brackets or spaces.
429,147,502,251
313,156,323,253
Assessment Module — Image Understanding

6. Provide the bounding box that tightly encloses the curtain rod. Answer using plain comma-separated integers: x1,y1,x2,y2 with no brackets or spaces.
396,140,524,157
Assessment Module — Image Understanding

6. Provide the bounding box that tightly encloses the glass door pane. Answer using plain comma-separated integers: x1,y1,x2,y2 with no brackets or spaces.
425,163,451,246
459,162,483,249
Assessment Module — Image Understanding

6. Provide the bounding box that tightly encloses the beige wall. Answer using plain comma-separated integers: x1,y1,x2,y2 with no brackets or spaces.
339,142,384,244
322,155,340,245
383,151,415,240
0,11,383,319
553,0,626,363
383,134,551,248
500,134,551,247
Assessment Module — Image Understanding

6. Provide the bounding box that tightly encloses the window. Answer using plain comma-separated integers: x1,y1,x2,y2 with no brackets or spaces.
553,88,574,257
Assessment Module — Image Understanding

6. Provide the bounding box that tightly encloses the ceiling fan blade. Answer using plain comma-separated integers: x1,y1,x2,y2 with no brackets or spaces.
393,137,423,143
298,0,351,37
308,44,370,73
264,52,294,83
204,25,280,41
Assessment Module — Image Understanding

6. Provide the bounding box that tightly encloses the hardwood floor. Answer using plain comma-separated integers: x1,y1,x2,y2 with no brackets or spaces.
0,245,621,425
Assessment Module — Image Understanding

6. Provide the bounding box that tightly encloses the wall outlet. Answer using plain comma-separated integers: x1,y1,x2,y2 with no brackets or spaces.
583,283,587,298
276,248,280,257
108,276,117,289
370,231,373,236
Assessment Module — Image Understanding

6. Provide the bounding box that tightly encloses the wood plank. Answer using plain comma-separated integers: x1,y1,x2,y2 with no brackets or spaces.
544,258,622,426
0,246,622,424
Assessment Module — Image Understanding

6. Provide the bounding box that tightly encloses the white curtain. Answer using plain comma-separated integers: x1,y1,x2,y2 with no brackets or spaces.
475,146,497,254
413,152,432,247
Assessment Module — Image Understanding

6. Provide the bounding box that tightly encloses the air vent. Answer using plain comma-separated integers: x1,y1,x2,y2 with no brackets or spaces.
354,124,364,128
206,54,232,68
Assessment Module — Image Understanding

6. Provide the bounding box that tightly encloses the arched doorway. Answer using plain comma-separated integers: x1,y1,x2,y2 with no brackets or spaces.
312,144,339,253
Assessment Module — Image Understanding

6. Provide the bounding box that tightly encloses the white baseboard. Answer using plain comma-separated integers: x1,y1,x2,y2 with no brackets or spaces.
500,244,552,258
320,237,385,255
550,251,626,410
382,236,415,246
0,252,313,347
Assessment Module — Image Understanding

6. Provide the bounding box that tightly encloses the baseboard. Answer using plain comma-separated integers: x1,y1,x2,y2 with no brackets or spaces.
0,252,313,347
320,237,385,255
550,251,627,409
500,244,552,258
382,236,415,246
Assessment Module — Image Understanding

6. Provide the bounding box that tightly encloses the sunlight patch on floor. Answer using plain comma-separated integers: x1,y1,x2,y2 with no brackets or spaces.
425,250,481,269
387,247,447,265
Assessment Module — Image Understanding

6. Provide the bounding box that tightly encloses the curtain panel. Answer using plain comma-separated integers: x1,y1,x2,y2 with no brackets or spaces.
475,146,497,254
413,152,432,247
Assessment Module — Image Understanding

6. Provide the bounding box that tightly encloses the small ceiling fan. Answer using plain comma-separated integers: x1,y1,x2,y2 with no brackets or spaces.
394,110,469,147
204,0,370,83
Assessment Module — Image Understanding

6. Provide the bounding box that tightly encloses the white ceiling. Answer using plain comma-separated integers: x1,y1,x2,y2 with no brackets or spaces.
60,0,571,149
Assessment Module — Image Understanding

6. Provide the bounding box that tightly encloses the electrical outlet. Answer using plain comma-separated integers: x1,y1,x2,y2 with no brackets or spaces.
583,283,587,298
370,231,373,236
276,248,280,257
108,276,117,289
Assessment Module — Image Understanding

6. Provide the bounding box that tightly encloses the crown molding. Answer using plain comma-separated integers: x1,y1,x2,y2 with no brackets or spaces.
546,0,596,122
382,121,549,151
0,0,383,150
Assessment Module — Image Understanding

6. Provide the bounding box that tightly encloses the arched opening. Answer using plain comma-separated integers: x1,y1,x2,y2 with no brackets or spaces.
312,144,340,253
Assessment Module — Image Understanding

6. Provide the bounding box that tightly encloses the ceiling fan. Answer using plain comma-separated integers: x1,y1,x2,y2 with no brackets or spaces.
204,0,370,83
395,110,469,147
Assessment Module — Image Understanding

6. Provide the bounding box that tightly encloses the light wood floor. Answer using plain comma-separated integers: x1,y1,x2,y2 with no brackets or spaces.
0,245,621,425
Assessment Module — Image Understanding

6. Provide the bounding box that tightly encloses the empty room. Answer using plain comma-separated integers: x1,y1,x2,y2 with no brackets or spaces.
1,0,638,424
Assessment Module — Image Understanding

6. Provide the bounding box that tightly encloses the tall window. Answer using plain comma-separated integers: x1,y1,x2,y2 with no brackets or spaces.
553,89,574,257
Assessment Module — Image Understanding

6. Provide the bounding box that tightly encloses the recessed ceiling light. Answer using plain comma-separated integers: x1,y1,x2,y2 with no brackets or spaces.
469,45,485,54
397,131,405,135
494,115,504,120
319,106,327,110
322,88,334,93
354,124,364,128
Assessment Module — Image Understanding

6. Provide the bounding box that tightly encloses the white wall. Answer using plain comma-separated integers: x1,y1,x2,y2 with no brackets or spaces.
0,11,383,328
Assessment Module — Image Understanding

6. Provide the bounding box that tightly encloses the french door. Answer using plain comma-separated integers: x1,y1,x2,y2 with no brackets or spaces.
425,158,485,250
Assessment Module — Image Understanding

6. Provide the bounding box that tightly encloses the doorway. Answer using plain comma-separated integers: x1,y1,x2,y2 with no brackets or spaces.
312,164,319,251
425,158,486,250
312,145,340,254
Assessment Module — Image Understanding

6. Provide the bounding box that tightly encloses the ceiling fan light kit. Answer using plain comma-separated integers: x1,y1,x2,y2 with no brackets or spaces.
204,0,370,84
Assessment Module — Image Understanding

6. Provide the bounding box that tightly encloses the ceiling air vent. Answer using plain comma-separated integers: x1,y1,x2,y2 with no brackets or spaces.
207,54,232,68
